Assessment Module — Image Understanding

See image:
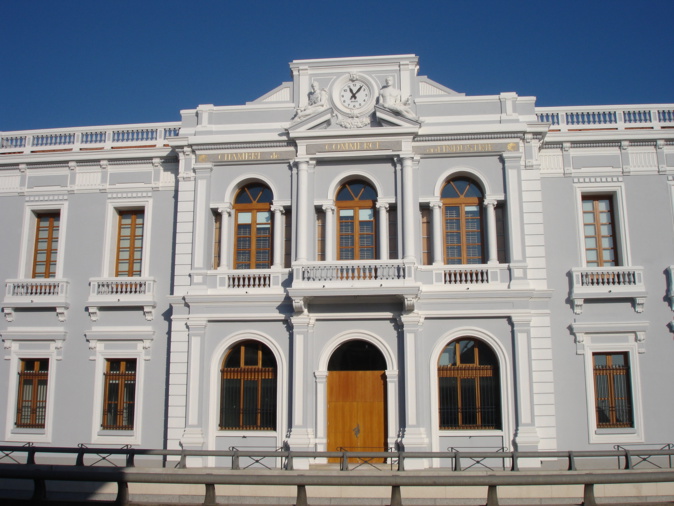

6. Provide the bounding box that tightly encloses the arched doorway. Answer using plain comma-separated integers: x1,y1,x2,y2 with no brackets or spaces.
327,340,387,462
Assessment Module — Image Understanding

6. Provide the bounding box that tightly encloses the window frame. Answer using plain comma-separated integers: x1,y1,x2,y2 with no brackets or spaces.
15,358,50,429
573,328,645,444
18,201,68,279
232,184,274,270
335,180,378,261
437,338,502,431
101,198,152,278
441,177,485,265
114,210,145,277
90,340,146,445
574,182,631,268
4,335,60,443
101,358,137,431
219,340,278,431
592,352,634,429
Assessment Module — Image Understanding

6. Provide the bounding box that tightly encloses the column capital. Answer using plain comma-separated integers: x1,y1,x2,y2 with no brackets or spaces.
510,314,533,329
483,198,497,208
217,204,232,215
430,200,442,209
376,201,389,211
271,204,285,214
322,203,336,213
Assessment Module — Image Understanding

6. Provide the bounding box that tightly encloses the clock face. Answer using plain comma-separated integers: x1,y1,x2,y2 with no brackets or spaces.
339,80,372,110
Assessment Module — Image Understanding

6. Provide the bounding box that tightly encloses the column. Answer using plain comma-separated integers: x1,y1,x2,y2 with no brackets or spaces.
431,201,443,265
510,315,540,452
295,160,310,262
180,320,207,464
399,313,429,466
217,205,232,270
401,156,417,262
484,199,498,264
377,202,389,261
323,204,335,262
271,204,285,268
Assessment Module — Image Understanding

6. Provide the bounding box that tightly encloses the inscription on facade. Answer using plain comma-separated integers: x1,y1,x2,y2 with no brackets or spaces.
306,140,402,155
197,150,295,163
416,142,519,155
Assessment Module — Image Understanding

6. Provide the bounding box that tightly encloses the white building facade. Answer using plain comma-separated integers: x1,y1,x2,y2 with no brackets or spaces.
1,55,673,467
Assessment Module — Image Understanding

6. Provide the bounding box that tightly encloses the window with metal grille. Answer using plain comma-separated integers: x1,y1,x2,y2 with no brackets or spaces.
593,352,633,428
582,196,618,267
233,183,273,269
16,359,49,428
102,359,136,430
438,338,501,430
336,180,377,260
220,341,277,430
32,213,60,278
115,210,144,277
442,177,484,264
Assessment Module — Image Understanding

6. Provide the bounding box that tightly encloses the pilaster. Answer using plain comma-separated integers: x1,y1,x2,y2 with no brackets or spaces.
501,150,530,289
398,312,429,461
180,320,208,464
286,314,316,452
510,315,540,452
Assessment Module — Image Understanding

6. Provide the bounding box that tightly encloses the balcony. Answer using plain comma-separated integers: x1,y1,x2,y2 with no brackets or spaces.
3,279,69,322
87,277,156,321
289,260,420,313
570,266,646,314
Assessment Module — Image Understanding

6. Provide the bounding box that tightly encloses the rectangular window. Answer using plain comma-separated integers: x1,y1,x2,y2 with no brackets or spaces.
421,207,431,265
388,206,398,260
115,211,144,277
316,209,325,261
16,359,49,428
213,210,221,269
495,205,507,263
582,196,617,267
284,210,292,268
593,352,633,428
32,213,60,278
102,359,136,430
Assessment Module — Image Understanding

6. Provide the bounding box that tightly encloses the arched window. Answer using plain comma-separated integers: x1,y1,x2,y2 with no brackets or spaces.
442,177,484,264
233,183,273,269
219,340,277,430
336,180,377,260
438,338,501,430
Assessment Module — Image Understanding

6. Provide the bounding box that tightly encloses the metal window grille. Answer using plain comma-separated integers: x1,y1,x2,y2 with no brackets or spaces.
16,359,49,428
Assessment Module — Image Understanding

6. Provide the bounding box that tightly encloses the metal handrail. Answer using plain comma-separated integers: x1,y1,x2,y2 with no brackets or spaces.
1,445,674,472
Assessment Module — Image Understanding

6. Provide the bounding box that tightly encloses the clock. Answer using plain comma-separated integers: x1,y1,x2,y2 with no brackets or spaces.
339,80,372,110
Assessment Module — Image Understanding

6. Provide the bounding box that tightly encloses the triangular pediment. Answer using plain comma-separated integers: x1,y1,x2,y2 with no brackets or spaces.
374,106,423,127
286,107,334,132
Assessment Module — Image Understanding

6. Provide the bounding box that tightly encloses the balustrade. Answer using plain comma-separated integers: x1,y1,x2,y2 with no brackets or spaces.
570,266,646,314
0,122,180,154
536,104,674,131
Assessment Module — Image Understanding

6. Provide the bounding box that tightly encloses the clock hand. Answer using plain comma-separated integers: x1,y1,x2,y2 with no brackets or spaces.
354,85,363,96
349,87,358,100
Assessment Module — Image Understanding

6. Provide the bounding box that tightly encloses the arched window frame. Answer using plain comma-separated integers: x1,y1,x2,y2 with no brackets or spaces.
437,337,502,430
219,340,277,431
441,177,485,265
335,180,378,260
233,183,273,270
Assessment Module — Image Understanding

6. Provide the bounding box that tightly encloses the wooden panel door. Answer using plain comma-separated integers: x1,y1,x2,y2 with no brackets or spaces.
327,370,386,462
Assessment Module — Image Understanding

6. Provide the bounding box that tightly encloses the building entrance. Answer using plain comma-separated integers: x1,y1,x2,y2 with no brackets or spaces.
326,340,387,463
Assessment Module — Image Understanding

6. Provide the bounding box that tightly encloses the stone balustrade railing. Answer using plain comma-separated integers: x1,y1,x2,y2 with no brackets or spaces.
570,266,646,314
536,104,674,132
0,122,181,154
89,277,155,297
295,261,408,284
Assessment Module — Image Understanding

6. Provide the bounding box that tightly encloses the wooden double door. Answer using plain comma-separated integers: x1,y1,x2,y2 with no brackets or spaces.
327,370,387,462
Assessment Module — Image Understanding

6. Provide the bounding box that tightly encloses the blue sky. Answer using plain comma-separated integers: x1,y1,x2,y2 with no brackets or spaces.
1,0,673,131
